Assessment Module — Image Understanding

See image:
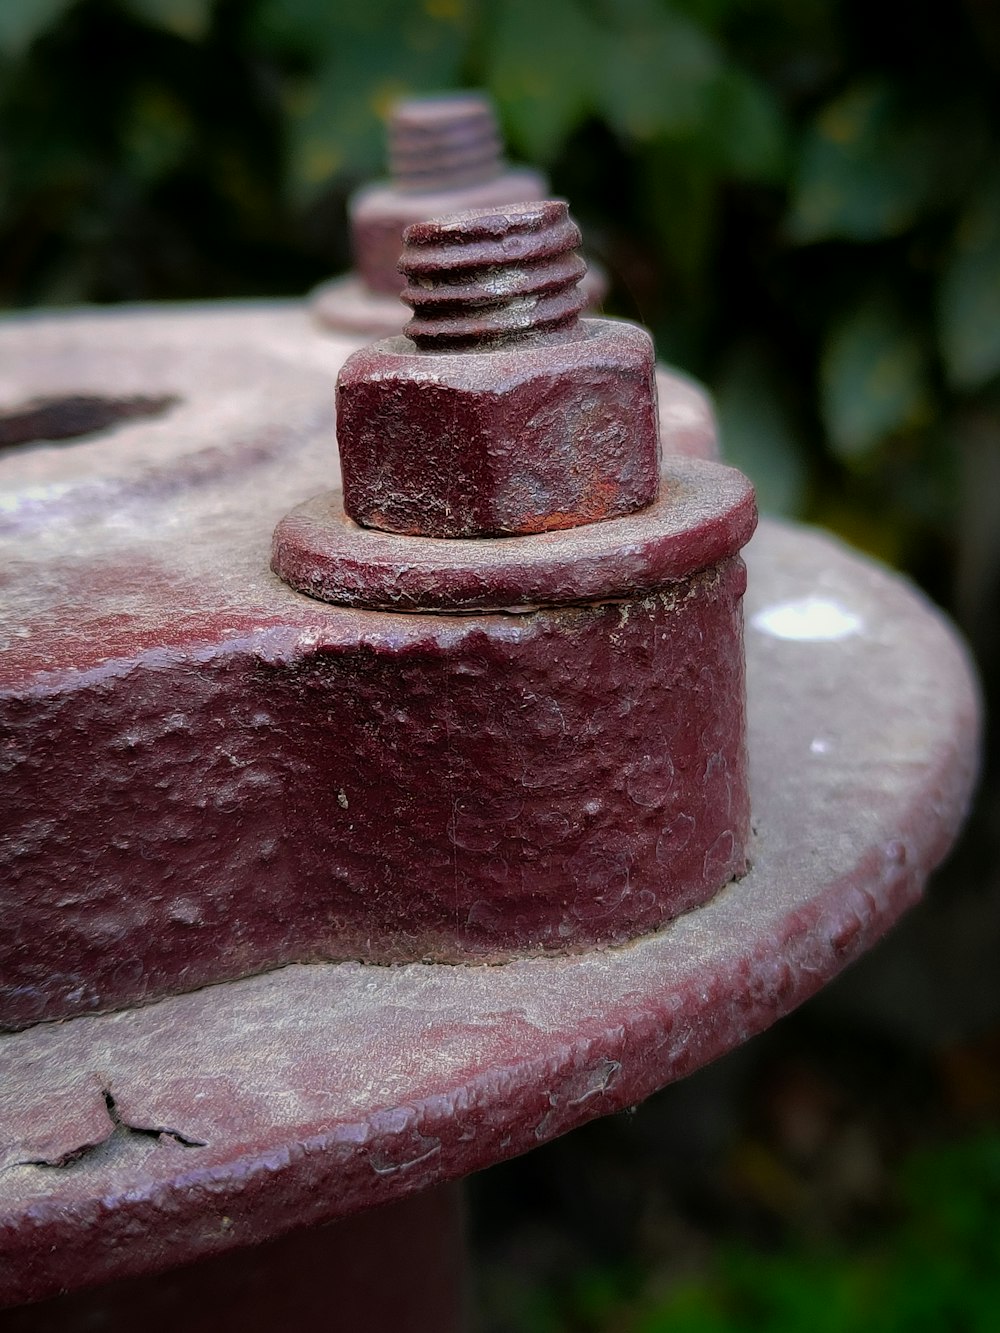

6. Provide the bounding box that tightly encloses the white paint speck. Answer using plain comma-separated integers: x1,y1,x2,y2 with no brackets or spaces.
751,596,864,642
810,737,831,754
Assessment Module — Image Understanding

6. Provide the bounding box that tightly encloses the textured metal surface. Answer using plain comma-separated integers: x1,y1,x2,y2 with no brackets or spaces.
388,94,503,193
0,301,359,527
337,323,659,538
352,92,547,297
338,204,657,539
2,554,752,1022
272,456,754,612
398,202,589,349
0,517,980,1307
312,264,609,341
1,296,747,1025
310,90,608,336
350,165,551,299
0,1186,466,1331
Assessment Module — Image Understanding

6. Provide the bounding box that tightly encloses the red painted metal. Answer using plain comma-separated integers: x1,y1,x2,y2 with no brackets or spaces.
272,456,753,611
283,203,755,968
0,301,979,1320
353,94,547,300
0,517,979,1307
0,1186,466,1332
3,200,752,1028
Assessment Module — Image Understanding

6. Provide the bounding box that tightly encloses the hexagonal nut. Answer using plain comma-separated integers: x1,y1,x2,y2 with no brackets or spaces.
336,318,660,538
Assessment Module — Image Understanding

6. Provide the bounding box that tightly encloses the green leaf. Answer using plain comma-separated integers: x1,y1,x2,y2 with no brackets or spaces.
281,0,469,198
639,141,719,291
0,0,76,56
600,10,722,141
714,345,807,514
788,83,937,243
939,176,1000,390
486,0,600,162
123,85,192,182
251,0,355,57
704,68,788,182
820,297,931,460
123,0,213,40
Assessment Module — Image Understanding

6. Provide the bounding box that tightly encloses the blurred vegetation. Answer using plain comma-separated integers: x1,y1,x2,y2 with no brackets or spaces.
509,1129,1000,1333
2,0,999,614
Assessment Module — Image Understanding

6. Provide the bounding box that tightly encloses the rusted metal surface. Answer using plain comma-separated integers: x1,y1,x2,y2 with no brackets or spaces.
275,203,752,977
0,1186,466,1332
2,275,750,1027
0,301,358,524
336,203,658,538
0,517,980,1307
311,92,606,336
272,456,753,611
0,299,979,1320
336,320,659,536
399,201,588,349
389,94,504,193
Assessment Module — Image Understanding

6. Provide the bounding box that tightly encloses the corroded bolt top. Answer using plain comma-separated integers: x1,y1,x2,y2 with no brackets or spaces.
399,200,589,350
388,93,504,194
336,199,659,539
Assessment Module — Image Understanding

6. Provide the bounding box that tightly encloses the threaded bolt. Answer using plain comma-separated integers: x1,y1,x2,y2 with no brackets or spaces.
387,92,504,194
399,200,589,351
335,199,659,538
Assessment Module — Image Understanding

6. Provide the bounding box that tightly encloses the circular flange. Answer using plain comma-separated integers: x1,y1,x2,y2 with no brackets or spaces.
311,273,413,338
0,519,980,1306
272,456,756,612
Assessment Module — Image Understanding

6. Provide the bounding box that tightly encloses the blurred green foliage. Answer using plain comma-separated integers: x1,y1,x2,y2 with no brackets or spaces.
510,1129,1000,1332
1,0,999,595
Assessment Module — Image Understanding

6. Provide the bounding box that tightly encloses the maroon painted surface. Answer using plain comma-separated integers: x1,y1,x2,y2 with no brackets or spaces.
0,520,980,1308
274,457,753,612
388,94,504,193
2,293,748,1029
352,167,549,298
0,1186,466,1332
312,263,609,341
654,367,720,460
350,92,547,296
2,535,751,1028
337,320,659,537
0,302,979,1313
0,301,354,528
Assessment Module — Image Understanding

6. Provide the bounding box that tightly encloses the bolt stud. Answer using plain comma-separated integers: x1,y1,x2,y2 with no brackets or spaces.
399,200,589,350
388,93,504,194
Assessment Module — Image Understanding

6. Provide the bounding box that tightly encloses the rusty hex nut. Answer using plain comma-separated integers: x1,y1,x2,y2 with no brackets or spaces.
336,318,660,539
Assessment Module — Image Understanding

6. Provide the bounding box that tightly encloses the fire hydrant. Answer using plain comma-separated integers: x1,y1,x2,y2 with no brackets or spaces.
0,193,980,1329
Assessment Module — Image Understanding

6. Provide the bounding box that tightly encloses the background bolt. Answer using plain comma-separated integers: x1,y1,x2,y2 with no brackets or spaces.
350,92,547,298
387,92,504,194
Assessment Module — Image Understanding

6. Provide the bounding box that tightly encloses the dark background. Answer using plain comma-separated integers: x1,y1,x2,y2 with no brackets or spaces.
2,1,999,1327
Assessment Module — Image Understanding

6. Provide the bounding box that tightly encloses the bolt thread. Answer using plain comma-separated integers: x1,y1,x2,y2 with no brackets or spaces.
398,200,589,350
388,93,503,194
